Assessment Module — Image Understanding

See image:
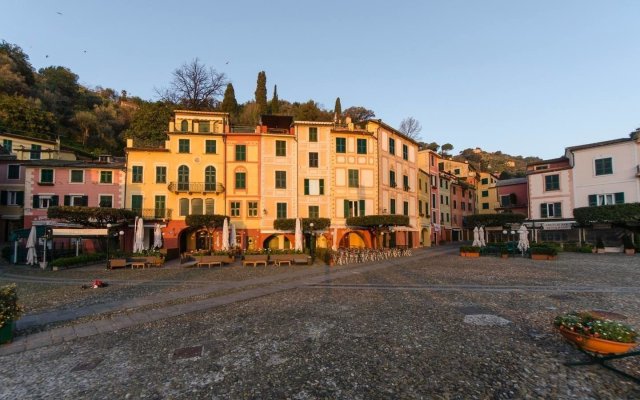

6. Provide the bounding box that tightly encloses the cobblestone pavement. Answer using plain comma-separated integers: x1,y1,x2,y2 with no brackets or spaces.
1,249,639,399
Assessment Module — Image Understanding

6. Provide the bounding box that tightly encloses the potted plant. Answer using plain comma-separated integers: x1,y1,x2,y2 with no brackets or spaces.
622,235,635,255
0,284,23,344
530,245,558,260
500,248,509,259
596,237,606,254
554,311,638,354
459,245,481,257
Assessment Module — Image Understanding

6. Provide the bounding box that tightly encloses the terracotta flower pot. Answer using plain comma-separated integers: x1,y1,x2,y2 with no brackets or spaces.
460,252,480,258
625,248,636,255
557,326,638,355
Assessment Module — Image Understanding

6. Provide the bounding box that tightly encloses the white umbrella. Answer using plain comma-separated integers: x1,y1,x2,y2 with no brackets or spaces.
222,218,229,251
134,217,145,253
472,226,481,247
26,226,38,265
230,224,237,248
517,225,529,254
132,217,138,252
153,223,163,249
294,218,303,251
479,226,486,247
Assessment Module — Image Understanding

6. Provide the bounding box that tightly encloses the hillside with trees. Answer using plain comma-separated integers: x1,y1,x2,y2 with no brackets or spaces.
453,147,542,178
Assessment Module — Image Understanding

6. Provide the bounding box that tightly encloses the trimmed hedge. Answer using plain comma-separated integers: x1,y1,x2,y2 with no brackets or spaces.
463,213,525,228
48,207,136,227
273,218,331,231
50,253,106,268
530,245,558,256
185,214,229,228
346,215,409,227
574,203,640,229
460,246,481,252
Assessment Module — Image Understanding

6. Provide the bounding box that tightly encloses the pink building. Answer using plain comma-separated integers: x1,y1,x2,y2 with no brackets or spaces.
495,177,528,216
0,154,24,243
23,159,126,229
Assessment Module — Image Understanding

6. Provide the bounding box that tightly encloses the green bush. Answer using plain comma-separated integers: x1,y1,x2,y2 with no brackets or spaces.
460,246,481,253
0,284,23,328
273,218,331,231
50,253,105,268
578,245,593,253
463,213,525,228
346,215,409,227
562,242,579,252
530,246,558,256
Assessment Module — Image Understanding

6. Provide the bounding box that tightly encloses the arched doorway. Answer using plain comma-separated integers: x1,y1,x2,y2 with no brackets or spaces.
263,234,291,250
179,227,212,253
421,228,429,247
339,231,366,248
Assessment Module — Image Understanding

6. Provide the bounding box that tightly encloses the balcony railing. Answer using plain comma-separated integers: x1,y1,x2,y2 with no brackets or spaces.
128,208,173,220
167,182,225,194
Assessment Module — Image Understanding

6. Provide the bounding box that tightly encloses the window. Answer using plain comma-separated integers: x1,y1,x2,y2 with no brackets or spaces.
357,138,367,154
535,165,549,171
198,121,210,133
30,144,41,160
403,201,409,216
309,152,318,168
432,194,437,207
309,127,318,142
179,198,189,216
235,172,246,189
40,169,54,184
205,140,217,154
453,200,457,209
65,195,88,206
440,195,443,205
275,171,287,189
500,195,511,207
344,200,365,217
205,166,217,191
276,202,287,219
336,137,346,153
304,179,325,195
132,166,143,183
235,145,246,161
545,174,560,191
441,212,444,222
177,165,189,191
230,202,240,217
99,195,113,208
419,201,423,215
445,181,448,189
389,170,396,187
540,202,562,218
308,205,319,219
156,196,167,218
482,202,489,210
446,213,450,222
2,139,12,152
390,198,396,214
276,140,286,156
180,120,188,132
402,144,408,160
461,202,466,211
403,175,409,191
178,139,190,153
155,166,166,184
445,196,449,206
594,157,613,176
481,178,488,185
481,190,489,197
32,195,58,209
0,191,23,206
70,170,84,183
131,195,143,211
454,168,460,175
247,201,258,217
7,165,19,180
468,203,472,212
205,198,215,215
348,169,359,187
191,198,203,215
100,171,113,184
589,193,624,206
389,138,395,155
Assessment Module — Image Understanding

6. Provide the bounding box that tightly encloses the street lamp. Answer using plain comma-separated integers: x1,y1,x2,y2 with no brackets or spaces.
309,222,315,261
106,223,112,269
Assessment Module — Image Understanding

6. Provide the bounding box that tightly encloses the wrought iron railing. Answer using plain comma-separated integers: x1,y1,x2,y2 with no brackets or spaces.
167,182,225,194
127,208,173,219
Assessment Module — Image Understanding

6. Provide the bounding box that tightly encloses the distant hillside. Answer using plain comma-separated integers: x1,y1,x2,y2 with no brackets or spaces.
453,147,543,178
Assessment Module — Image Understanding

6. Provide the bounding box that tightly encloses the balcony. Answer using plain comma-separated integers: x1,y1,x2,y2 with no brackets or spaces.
128,208,173,220
167,182,225,194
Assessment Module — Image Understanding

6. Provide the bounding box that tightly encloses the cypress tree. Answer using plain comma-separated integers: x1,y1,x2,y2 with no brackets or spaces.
220,83,238,115
255,71,267,115
334,97,342,123
270,84,279,114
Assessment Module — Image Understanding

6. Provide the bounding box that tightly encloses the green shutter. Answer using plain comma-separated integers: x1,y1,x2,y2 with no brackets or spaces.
615,192,625,204
540,204,547,218
82,196,89,206
319,179,324,195
304,179,309,195
359,200,365,216
16,191,24,206
554,203,562,218
64,195,70,206
588,195,597,207
344,200,349,218
51,196,59,206
0,191,6,205
33,195,39,208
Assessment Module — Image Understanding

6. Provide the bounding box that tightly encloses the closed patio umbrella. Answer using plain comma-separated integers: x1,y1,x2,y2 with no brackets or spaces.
134,217,145,252
517,225,530,254
472,226,481,247
295,218,303,251
153,223,163,249
222,218,229,251
230,224,237,248
26,226,38,265
479,226,486,247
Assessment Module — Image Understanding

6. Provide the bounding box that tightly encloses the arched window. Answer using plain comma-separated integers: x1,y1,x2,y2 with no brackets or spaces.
191,198,203,215
179,198,189,216
205,166,216,191
180,120,188,132
178,165,189,191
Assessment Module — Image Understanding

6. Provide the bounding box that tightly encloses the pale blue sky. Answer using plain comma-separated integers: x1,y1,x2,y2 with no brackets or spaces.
2,0,639,159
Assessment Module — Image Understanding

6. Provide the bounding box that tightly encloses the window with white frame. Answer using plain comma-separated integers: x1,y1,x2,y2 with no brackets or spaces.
588,192,624,206
540,202,562,218
70,170,84,183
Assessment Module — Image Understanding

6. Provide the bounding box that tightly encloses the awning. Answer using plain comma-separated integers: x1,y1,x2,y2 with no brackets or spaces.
542,222,574,230
9,226,46,241
52,228,108,237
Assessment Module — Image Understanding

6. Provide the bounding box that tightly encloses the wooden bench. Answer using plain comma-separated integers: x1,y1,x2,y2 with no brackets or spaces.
293,256,311,265
197,261,222,268
270,254,294,266
243,260,268,267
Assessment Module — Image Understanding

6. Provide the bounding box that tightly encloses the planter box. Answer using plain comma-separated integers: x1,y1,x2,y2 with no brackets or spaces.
625,249,636,255
596,248,606,254
557,326,637,355
0,321,14,344
531,254,556,260
460,252,480,258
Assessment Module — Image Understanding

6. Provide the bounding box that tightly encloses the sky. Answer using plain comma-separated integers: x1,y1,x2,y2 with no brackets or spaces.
2,0,639,159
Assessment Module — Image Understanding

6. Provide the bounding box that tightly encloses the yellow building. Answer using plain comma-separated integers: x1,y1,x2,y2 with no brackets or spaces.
438,172,452,242
417,168,431,246
477,172,500,214
417,149,442,245
1,133,76,160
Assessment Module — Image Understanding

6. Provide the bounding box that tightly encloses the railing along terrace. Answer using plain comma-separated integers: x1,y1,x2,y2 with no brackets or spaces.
167,182,225,194
128,208,173,219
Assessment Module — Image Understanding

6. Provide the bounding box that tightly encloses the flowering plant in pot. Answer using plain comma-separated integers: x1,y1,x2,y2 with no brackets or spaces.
553,311,638,354
0,284,23,344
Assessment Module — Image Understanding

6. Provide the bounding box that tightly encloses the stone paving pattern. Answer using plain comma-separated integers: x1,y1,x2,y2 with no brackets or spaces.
1,248,639,399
